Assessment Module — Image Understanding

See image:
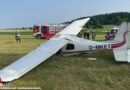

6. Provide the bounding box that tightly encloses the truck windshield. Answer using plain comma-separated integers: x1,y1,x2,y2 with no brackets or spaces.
110,29,114,34
111,29,117,34
41,26,47,34
33,26,39,30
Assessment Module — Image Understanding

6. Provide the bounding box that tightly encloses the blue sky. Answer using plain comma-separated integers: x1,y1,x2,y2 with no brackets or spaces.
0,0,130,28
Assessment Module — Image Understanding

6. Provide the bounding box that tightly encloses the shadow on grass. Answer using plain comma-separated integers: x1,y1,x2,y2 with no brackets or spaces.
76,51,129,66
0,52,129,69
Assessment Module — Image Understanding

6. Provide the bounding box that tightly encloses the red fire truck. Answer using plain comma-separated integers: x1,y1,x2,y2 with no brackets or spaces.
33,24,67,39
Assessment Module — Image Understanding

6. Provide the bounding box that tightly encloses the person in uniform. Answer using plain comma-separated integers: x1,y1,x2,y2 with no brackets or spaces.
15,30,21,43
87,31,90,39
92,31,96,40
84,31,87,39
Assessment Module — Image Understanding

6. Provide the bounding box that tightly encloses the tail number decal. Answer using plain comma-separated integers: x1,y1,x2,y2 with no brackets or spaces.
89,44,111,50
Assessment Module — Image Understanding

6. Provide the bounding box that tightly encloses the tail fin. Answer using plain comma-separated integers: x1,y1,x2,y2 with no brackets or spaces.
113,22,130,62
114,22,127,42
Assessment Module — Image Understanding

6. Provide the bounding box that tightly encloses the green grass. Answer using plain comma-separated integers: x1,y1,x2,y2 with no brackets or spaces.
0,30,32,35
0,29,130,90
86,25,117,32
0,32,32,35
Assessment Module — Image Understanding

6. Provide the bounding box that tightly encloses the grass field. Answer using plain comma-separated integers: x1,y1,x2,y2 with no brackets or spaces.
0,30,32,35
0,30,130,90
79,25,117,36
86,25,116,32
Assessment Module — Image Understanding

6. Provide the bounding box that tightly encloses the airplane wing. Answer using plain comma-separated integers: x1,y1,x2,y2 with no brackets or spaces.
0,18,90,82
0,38,69,82
58,18,90,36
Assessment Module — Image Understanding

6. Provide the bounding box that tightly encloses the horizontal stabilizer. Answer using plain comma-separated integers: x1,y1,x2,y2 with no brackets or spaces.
127,49,130,62
114,48,130,62
113,45,127,62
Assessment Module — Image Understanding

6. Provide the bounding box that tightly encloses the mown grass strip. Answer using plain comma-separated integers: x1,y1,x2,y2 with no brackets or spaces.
0,32,32,35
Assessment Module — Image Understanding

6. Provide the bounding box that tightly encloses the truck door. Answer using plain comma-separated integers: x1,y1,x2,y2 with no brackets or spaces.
41,26,47,34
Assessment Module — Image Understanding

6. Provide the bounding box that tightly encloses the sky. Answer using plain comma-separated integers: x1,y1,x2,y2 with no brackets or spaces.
0,0,130,28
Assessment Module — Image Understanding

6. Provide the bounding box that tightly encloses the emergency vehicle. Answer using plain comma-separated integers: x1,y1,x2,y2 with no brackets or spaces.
33,24,67,39
105,26,119,40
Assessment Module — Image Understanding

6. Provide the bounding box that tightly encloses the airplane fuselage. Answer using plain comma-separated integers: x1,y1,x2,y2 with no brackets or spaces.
56,35,115,56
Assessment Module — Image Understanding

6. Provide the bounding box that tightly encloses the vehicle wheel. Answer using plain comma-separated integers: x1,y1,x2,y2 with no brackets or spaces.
37,35,42,39
42,37,45,39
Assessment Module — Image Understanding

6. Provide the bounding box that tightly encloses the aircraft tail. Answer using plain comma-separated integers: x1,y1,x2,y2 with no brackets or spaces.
112,22,130,62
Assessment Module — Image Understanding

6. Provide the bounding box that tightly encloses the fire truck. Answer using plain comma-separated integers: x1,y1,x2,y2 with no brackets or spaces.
33,24,67,39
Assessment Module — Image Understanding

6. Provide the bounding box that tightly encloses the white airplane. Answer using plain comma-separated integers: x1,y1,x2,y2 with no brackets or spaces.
0,18,129,83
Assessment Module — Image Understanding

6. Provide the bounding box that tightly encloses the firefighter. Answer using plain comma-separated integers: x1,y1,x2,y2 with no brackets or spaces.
92,31,96,40
105,32,110,40
84,31,87,39
87,31,90,39
15,30,21,43
107,31,110,40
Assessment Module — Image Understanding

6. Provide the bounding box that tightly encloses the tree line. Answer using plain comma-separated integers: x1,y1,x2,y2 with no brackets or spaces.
63,12,130,28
